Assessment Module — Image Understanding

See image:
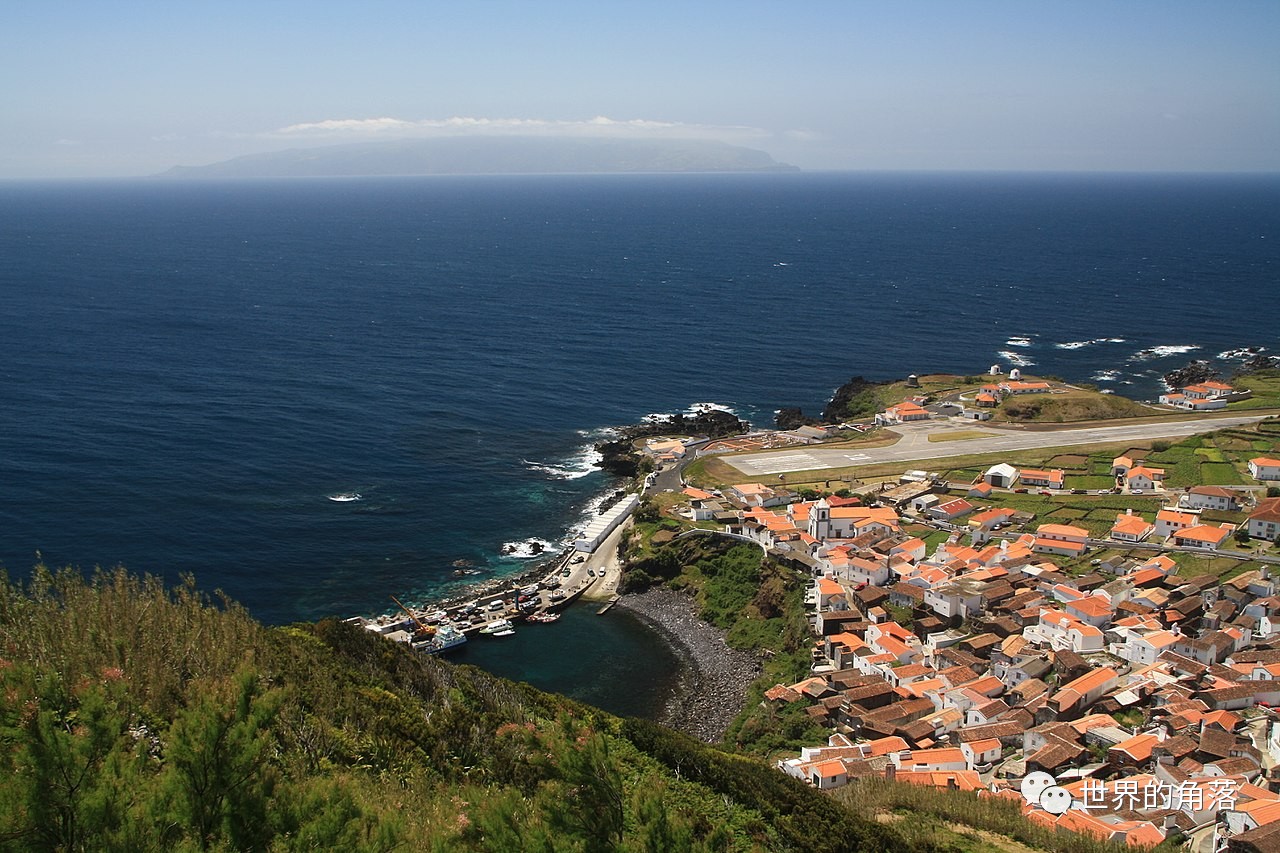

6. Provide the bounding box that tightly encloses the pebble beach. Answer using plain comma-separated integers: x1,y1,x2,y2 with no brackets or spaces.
618,587,763,743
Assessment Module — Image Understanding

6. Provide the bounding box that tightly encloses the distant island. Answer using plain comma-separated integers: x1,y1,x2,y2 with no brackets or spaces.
157,136,799,178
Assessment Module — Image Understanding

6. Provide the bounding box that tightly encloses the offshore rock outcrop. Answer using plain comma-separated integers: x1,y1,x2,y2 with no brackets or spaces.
1163,360,1219,390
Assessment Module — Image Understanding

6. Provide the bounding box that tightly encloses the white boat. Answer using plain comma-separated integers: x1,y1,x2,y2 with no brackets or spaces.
329,492,362,502
478,619,515,636
411,624,467,654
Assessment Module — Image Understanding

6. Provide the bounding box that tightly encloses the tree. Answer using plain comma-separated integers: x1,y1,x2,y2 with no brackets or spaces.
154,668,281,849
541,719,625,852
0,666,144,852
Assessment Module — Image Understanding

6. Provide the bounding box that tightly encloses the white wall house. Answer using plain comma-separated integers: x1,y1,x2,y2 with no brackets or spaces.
1249,458,1280,481
1180,486,1241,512
1247,499,1280,541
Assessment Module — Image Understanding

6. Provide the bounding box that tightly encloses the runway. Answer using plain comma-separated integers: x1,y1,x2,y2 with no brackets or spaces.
723,415,1269,477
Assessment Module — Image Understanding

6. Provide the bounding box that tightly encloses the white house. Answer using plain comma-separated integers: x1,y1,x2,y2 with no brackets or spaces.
1028,610,1105,654
1249,457,1280,481
1126,466,1166,492
1184,380,1235,399
1032,523,1090,557
1155,508,1200,539
1170,523,1234,551
924,581,985,619
1120,630,1180,665
892,748,968,773
1019,469,1065,490
1110,511,1155,543
928,498,975,521
960,738,1003,770
1247,499,1280,541
876,402,931,425
1180,486,1242,512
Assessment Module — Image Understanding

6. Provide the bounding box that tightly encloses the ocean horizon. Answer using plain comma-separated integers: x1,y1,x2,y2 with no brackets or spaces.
2,171,1276,715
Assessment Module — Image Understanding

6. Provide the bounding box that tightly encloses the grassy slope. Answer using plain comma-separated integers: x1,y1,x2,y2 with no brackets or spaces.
0,565,913,853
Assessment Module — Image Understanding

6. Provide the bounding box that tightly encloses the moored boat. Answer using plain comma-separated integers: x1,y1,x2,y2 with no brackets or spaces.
526,611,560,623
412,623,467,654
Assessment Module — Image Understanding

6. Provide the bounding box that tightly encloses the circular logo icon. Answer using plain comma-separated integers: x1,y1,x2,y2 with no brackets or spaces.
1039,785,1074,816
1020,771,1056,805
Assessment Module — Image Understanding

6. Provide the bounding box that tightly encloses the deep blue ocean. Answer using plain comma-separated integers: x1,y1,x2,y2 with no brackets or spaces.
1,171,1276,715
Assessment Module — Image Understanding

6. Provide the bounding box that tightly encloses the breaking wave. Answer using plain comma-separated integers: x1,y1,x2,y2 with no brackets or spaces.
1128,345,1200,362
1055,338,1127,350
523,446,603,480
997,350,1035,367
499,538,557,559
1219,346,1268,360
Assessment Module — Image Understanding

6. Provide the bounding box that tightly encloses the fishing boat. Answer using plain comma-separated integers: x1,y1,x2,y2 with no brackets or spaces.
329,492,362,502
525,611,560,624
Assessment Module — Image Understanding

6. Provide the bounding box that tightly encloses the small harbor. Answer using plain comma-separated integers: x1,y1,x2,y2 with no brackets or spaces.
347,505,633,653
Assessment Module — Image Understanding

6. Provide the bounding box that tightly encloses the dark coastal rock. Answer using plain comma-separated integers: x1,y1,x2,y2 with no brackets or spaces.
774,406,817,430
1163,360,1218,389
618,588,762,743
822,375,888,423
594,408,749,476
1239,352,1278,373
596,437,644,477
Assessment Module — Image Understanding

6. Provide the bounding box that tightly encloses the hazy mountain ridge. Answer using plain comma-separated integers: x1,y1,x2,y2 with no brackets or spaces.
159,136,799,178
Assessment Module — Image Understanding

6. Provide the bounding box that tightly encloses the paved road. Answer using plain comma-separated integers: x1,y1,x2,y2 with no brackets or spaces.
724,414,1269,477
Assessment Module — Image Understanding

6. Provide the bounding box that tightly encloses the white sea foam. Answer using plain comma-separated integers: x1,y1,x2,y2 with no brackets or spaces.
1219,346,1267,360
523,446,603,480
499,538,557,559
1128,345,1200,362
643,402,738,423
1092,370,1121,382
685,402,737,416
1055,337,1128,350
997,350,1035,367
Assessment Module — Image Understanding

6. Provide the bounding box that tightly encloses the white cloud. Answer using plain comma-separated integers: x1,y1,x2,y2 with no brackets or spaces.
277,117,413,134
266,115,769,142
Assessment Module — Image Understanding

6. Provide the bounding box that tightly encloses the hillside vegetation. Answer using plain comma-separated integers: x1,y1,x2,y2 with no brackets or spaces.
0,565,915,852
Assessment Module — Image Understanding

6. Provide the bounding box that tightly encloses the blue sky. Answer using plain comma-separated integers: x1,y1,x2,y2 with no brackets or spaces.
3,0,1278,177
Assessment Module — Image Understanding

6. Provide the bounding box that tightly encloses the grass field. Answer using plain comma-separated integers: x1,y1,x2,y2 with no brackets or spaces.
1228,370,1280,410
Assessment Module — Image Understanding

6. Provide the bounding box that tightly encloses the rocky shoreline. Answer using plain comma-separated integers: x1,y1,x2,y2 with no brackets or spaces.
617,587,763,743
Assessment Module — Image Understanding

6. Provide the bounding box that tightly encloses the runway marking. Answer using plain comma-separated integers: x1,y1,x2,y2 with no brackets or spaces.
732,452,834,475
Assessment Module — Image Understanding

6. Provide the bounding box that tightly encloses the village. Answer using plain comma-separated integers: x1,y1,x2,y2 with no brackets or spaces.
645,370,1280,852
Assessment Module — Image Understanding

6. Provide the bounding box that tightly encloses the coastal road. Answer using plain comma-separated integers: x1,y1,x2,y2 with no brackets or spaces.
722,414,1270,477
